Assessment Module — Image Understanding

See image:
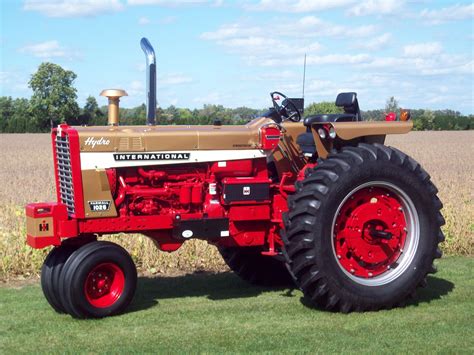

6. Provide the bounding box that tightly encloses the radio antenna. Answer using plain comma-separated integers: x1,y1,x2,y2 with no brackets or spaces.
302,53,307,100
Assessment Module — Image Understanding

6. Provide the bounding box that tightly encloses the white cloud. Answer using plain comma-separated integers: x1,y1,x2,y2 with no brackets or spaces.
23,0,124,18
347,0,403,17
0,72,10,85
193,91,226,105
125,80,145,97
159,73,193,86
255,70,297,81
128,0,209,5
403,42,443,58
360,52,473,77
306,54,371,65
158,16,177,24
0,71,32,95
19,40,80,59
420,3,474,25
138,15,176,25
201,23,261,41
138,16,150,25
355,33,391,50
201,17,376,43
246,0,356,13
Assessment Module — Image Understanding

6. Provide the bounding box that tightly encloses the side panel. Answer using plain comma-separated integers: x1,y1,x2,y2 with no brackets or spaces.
82,169,117,218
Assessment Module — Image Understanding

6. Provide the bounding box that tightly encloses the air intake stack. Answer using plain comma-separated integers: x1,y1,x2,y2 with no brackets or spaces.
140,37,157,125
100,89,128,126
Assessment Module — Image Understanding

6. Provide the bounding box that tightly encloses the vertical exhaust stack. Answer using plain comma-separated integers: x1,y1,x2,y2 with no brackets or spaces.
140,37,157,126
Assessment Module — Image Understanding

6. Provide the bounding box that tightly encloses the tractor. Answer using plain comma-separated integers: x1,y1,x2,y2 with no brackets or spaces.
26,38,444,318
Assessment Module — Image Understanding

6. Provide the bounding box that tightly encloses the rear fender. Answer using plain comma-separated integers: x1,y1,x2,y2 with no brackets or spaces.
311,121,413,158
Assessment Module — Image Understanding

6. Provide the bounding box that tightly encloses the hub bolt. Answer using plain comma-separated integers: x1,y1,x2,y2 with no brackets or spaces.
350,269,355,274
337,255,341,259
368,272,373,277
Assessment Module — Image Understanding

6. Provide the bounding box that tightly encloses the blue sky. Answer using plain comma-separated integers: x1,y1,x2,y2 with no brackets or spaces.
1,0,473,113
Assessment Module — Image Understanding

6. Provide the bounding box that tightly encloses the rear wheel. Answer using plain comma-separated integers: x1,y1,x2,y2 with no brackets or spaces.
218,246,294,287
59,241,137,318
284,143,444,312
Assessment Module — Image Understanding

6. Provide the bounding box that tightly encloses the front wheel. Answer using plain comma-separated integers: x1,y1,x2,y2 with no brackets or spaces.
59,241,137,318
41,245,77,313
283,144,444,312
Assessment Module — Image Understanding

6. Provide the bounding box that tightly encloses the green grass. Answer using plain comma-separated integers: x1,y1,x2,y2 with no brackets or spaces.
1,257,473,354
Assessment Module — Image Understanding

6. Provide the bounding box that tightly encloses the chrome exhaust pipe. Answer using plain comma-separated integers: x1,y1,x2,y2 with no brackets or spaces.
140,37,156,125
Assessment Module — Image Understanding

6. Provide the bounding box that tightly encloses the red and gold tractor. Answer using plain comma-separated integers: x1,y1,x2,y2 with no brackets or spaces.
26,38,444,318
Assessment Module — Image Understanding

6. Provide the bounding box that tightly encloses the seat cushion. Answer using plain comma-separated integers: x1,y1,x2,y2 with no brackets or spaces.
296,132,316,155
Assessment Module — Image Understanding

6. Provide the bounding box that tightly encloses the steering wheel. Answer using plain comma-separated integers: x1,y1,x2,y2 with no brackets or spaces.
270,92,302,122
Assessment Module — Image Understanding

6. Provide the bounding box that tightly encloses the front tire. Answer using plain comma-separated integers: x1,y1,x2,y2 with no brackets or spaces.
59,241,137,318
284,143,444,312
41,245,77,313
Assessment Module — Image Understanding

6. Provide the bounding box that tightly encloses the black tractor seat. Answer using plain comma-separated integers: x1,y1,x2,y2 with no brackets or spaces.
297,92,363,156
303,92,362,127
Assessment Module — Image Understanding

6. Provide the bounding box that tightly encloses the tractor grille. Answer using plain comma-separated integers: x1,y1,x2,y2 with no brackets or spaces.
55,134,75,215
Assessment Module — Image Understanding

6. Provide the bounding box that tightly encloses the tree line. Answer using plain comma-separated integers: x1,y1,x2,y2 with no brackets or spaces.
1,62,472,133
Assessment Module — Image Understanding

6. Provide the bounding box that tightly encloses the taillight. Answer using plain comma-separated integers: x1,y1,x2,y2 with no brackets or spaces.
318,124,336,140
260,126,282,150
385,112,396,121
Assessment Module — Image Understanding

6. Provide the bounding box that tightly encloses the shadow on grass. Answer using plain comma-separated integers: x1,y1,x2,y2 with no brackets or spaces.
299,275,454,311
128,271,293,313
128,273,454,314
406,276,455,306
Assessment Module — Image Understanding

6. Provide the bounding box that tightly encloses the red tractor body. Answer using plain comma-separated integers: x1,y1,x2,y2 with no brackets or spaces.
26,38,444,318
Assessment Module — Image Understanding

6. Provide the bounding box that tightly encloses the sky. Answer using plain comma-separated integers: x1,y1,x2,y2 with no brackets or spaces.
1,0,473,114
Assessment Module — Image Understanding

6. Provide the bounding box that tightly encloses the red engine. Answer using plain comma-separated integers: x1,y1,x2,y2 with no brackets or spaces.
97,158,290,253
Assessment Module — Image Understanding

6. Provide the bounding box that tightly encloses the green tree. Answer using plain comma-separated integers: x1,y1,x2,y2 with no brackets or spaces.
81,96,105,126
28,62,80,131
305,101,342,116
385,96,399,113
0,97,32,132
0,96,14,132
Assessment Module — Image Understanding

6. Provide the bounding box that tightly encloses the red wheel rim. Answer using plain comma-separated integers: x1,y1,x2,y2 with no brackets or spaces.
333,185,409,280
84,263,125,308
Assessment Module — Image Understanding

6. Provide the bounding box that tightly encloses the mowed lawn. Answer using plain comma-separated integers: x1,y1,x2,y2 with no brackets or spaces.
1,257,473,353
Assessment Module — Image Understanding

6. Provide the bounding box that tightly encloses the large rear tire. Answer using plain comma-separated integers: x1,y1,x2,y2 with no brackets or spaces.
58,241,137,318
218,246,294,287
283,143,444,312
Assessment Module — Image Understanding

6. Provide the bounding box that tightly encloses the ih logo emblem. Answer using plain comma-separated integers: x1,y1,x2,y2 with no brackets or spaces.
39,220,49,232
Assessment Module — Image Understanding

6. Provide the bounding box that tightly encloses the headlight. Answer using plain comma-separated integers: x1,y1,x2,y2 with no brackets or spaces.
329,127,336,139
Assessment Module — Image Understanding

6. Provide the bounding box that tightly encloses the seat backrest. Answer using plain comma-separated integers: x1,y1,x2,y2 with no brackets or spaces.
335,92,361,120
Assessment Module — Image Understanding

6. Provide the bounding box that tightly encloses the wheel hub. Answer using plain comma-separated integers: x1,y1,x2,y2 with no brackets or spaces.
334,187,407,278
84,263,125,308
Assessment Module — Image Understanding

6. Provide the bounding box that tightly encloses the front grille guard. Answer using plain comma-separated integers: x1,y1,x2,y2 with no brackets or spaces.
55,133,76,216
